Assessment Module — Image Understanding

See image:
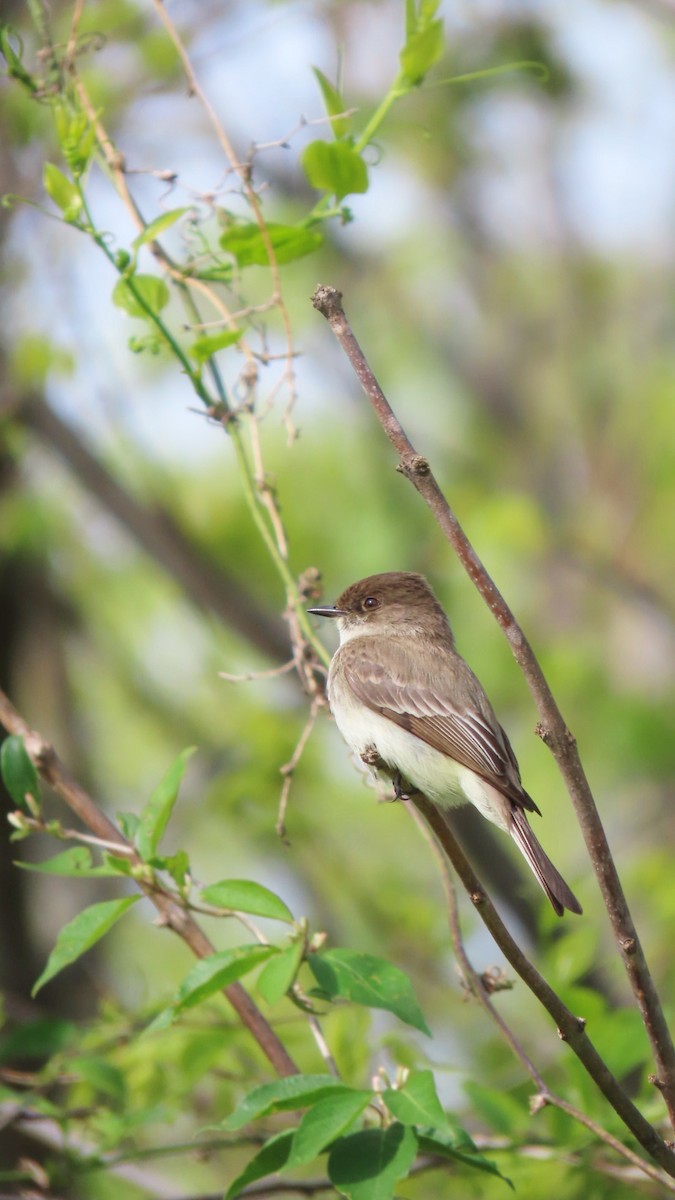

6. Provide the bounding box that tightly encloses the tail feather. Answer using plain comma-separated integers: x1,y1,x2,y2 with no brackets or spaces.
510,808,582,917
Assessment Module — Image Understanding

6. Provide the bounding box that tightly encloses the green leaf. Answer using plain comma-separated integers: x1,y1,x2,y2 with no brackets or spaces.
591,1008,651,1077
224,1129,295,1200
463,1081,527,1137
308,949,431,1036
257,938,304,1005
74,1057,127,1106
416,1127,510,1183
117,812,139,841
302,141,368,200
223,1074,347,1131
399,19,444,86
112,274,170,320
0,1018,75,1064
288,1089,373,1167
1,735,40,811
135,746,195,861
14,847,126,878
312,67,351,139
201,879,293,924
132,208,190,249
43,162,82,221
146,945,276,1033
32,896,140,996
188,329,242,363
0,25,38,92
382,1069,448,1129
327,1123,418,1199
219,220,323,266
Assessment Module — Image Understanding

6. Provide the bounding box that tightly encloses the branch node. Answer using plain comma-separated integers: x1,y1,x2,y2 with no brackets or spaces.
311,284,343,320
470,888,485,908
398,453,430,478
621,937,637,955
649,1074,666,1093
529,1091,551,1114
534,721,552,745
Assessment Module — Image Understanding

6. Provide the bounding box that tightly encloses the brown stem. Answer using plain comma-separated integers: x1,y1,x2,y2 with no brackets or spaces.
408,805,675,1194
411,795,675,1176
0,688,298,1079
311,283,675,1132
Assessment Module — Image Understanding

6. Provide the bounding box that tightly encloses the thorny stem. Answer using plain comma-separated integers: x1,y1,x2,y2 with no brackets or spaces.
312,283,675,1136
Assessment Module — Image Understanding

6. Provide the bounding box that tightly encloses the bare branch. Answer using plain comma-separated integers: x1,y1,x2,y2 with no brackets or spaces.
410,794,675,1176
312,283,675,1131
408,805,675,1194
0,687,298,1079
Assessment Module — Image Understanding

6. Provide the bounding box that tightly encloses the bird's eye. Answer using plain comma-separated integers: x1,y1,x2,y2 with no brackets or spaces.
363,596,380,610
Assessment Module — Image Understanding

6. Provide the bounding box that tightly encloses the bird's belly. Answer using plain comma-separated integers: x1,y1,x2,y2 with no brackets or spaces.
331,702,512,832
333,703,467,808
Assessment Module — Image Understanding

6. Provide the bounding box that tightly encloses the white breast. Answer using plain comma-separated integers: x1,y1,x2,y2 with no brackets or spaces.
327,669,511,832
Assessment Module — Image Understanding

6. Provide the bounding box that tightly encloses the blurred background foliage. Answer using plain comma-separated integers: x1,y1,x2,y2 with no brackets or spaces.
1,0,675,1196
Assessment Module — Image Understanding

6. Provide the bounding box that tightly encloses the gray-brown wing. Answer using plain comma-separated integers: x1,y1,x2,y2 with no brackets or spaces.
341,649,539,814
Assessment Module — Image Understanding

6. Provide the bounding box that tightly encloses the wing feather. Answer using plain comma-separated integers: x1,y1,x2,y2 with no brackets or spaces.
341,646,539,814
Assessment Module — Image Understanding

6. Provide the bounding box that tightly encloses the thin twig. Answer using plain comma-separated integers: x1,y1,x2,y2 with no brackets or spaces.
0,687,298,1079
219,660,296,684
311,283,675,1132
148,0,298,428
408,805,675,1194
277,698,321,838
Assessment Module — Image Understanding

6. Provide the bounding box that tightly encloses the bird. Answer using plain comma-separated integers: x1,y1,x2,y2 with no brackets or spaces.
308,571,581,916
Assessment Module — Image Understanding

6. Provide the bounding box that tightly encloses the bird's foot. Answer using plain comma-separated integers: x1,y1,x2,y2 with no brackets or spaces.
392,771,419,802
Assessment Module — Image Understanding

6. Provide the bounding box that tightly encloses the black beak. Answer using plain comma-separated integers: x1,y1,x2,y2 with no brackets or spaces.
307,605,347,619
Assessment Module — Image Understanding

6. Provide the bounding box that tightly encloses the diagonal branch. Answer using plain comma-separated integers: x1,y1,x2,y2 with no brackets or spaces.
408,804,675,1194
9,392,290,663
0,687,298,1079
411,794,675,1176
311,283,675,1132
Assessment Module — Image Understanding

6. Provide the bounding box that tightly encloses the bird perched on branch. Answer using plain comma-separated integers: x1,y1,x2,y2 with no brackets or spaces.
309,571,581,916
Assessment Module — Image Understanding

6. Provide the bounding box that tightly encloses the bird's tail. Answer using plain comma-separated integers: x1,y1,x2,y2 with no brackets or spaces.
510,808,582,917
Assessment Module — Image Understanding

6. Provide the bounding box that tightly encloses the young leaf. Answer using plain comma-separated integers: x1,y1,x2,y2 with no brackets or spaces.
201,879,293,924
1,735,40,811
146,945,276,1033
135,746,196,862
188,329,241,363
224,1129,295,1200
43,163,82,221
288,1089,373,1167
112,275,170,320
14,847,125,878
312,67,351,139
219,221,323,267
132,208,190,249
302,141,368,201
32,896,140,995
327,1123,418,1199
257,937,304,1005
382,1069,448,1129
223,1074,347,1131
399,19,444,86
416,1127,510,1183
308,949,431,1036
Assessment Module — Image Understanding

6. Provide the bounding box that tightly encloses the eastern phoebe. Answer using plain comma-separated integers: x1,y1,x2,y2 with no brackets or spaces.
309,571,581,916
